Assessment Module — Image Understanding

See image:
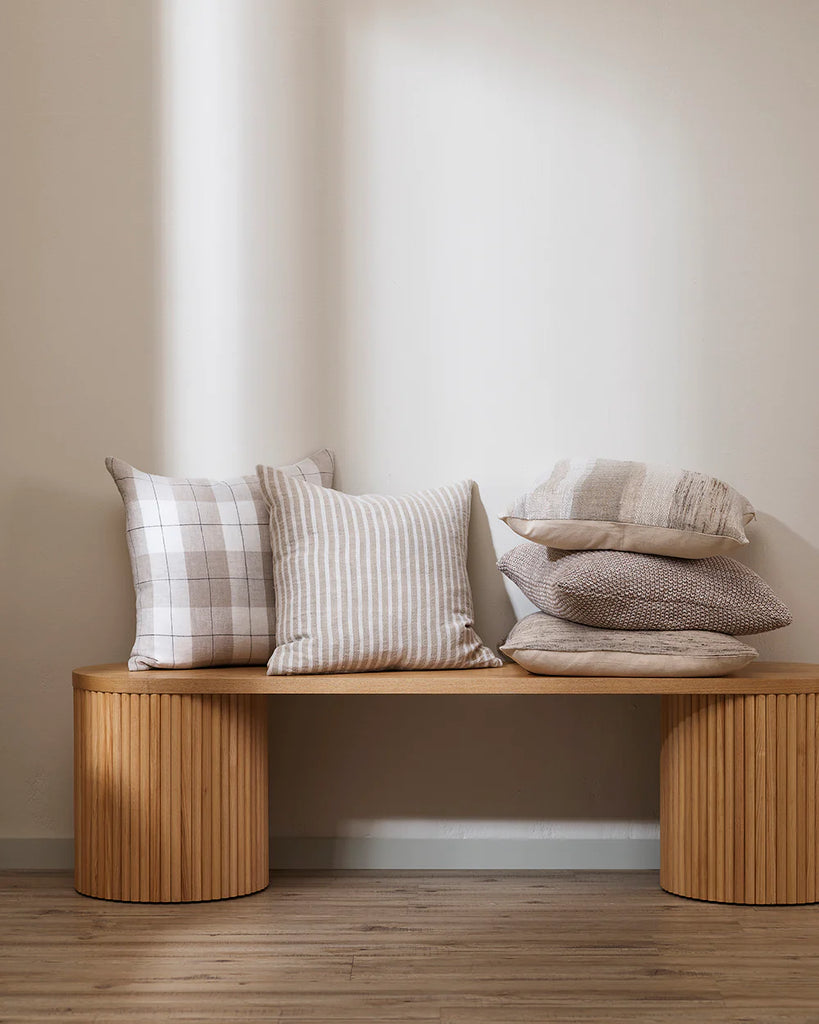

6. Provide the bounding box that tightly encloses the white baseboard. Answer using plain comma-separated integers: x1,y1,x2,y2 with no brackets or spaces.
270,837,660,870
0,836,660,872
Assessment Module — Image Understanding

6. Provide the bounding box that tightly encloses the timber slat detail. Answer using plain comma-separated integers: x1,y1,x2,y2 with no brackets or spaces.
74,690,269,902
660,692,819,905
74,662,819,906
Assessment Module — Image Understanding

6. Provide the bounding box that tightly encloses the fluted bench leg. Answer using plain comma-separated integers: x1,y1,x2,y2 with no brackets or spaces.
661,693,818,905
74,690,269,902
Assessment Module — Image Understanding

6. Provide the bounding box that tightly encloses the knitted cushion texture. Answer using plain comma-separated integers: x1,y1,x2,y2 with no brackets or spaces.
498,543,791,636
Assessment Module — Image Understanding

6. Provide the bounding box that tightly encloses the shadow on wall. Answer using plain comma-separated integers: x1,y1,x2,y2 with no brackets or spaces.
156,1,819,867
740,514,819,663
468,485,516,652
2,324,154,832
675,1,819,665
263,0,818,850
0,0,160,841
10,0,819,858
6,484,136,672
269,693,660,838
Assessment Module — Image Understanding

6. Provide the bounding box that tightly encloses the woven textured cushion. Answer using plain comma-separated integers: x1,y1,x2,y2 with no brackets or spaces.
502,458,755,557
108,450,335,670
501,613,758,678
498,543,792,635
256,468,502,674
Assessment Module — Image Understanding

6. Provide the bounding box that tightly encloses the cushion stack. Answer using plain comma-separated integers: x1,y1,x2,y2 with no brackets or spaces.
498,458,791,677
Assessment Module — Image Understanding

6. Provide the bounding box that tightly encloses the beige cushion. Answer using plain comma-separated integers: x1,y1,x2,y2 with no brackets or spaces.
502,458,755,557
498,543,792,635
501,613,758,677
107,450,334,670
256,468,502,674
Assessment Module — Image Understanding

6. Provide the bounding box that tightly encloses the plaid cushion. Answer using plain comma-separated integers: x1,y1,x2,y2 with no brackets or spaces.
107,451,334,670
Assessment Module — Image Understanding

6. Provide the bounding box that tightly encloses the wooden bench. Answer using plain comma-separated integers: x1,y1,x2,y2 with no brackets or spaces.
73,661,819,906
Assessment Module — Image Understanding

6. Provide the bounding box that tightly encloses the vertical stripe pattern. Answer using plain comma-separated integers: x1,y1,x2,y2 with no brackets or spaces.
256,470,502,674
661,692,819,904
74,689,269,902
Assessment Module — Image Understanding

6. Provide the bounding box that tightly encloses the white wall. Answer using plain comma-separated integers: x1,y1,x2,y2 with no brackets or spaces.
2,0,819,868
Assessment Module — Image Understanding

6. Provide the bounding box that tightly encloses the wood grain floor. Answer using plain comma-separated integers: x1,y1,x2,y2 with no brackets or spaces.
2,870,819,1023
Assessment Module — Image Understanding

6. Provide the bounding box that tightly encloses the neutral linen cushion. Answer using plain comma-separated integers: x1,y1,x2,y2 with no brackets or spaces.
256,468,503,674
502,458,755,557
498,543,792,635
108,450,335,670
501,613,758,678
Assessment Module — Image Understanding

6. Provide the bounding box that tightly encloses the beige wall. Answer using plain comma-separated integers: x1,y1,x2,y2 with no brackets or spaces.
2,0,818,865
0,1,159,846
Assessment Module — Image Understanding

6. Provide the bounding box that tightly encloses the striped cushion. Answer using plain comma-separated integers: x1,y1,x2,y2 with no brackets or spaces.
501,613,758,678
256,469,503,674
108,450,334,670
498,543,792,635
502,458,755,557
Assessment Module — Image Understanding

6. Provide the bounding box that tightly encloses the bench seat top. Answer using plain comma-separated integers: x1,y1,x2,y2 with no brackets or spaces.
73,661,819,695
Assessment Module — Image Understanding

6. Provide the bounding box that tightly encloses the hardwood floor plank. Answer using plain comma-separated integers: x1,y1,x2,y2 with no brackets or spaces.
441,1005,730,1024
1,870,818,1023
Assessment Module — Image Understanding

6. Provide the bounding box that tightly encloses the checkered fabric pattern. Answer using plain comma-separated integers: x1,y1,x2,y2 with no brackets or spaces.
107,450,335,670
